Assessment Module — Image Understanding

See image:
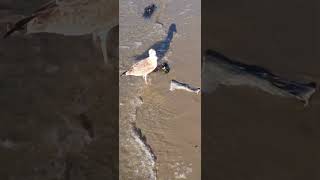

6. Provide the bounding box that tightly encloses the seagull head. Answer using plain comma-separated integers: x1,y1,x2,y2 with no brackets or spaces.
169,23,177,33
148,49,157,57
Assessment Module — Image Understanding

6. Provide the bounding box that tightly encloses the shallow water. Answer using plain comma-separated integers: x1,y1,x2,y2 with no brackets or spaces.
119,0,201,179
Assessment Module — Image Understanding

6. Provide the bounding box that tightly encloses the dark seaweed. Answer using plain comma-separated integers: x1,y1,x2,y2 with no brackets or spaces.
143,4,157,19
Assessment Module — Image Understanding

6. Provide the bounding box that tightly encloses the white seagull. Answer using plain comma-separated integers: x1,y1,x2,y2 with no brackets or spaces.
3,0,118,64
121,49,158,84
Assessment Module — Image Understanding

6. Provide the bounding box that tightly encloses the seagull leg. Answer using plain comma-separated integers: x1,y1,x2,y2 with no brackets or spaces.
143,75,148,85
98,31,109,64
148,77,152,84
92,31,99,48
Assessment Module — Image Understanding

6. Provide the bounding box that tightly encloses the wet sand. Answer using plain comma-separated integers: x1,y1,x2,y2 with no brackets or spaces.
137,9,201,179
120,0,200,179
0,1,119,179
203,0,320,179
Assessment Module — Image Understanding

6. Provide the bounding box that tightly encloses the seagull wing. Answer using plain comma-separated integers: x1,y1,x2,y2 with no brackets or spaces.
127,58,156,76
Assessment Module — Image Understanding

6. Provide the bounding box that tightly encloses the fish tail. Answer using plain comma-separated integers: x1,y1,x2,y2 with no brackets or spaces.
3,15,37,38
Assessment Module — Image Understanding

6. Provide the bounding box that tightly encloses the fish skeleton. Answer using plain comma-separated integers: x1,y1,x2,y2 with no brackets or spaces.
202,50,317,106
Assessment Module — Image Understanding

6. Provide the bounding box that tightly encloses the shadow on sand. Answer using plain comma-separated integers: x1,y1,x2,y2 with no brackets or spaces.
133,23,177,62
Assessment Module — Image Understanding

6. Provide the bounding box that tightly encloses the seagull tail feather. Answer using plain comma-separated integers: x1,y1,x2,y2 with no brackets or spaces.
120,71,127,77
3,1,58,38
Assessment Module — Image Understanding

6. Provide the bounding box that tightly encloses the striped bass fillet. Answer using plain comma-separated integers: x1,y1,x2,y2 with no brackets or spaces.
170,80,201,94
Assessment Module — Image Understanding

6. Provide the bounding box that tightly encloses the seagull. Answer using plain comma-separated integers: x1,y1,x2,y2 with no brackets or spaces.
121,49,158,84
3,0,118,64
